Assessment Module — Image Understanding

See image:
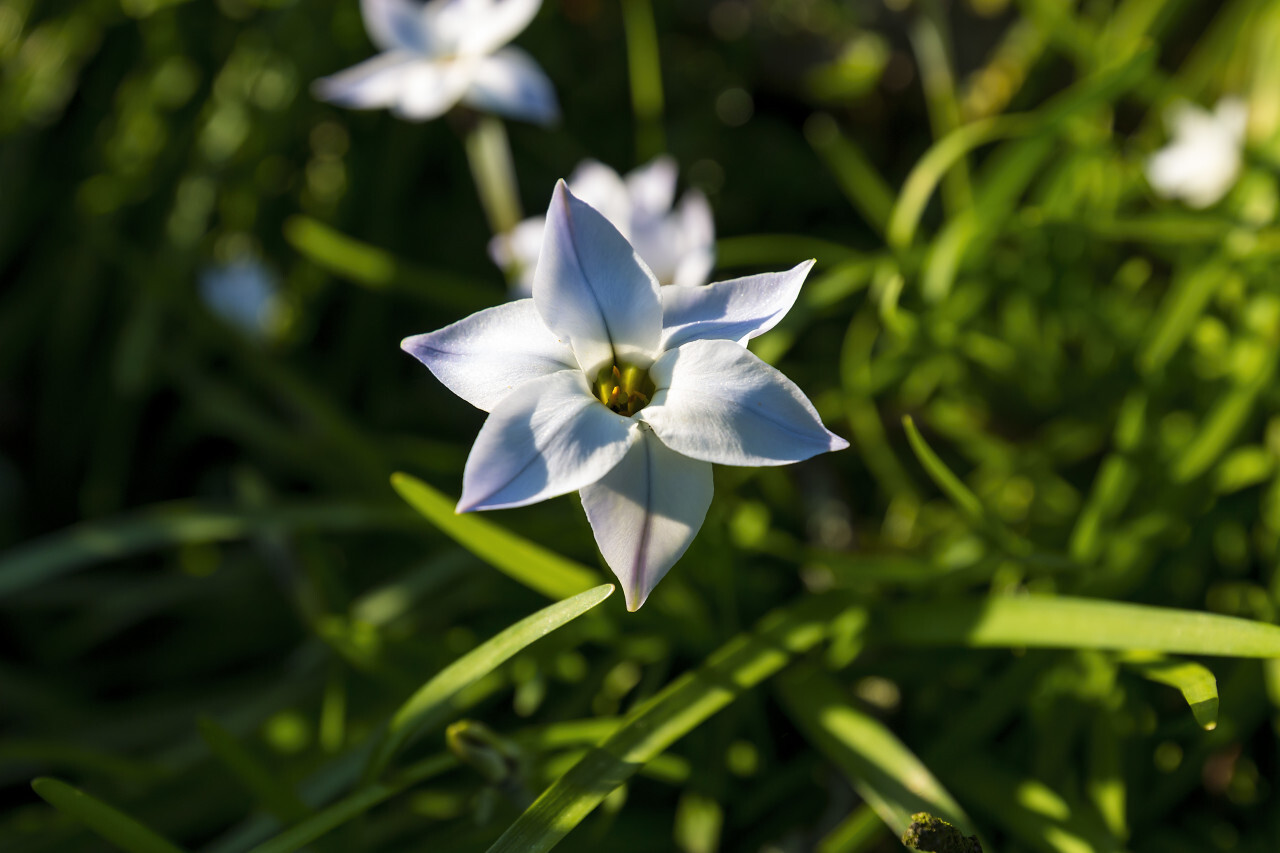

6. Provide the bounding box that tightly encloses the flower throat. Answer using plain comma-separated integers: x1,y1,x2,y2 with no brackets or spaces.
594,363,655,417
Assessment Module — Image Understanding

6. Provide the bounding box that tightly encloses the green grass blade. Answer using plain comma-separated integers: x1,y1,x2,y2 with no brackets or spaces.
486,595,858,853
31,777,187,853
804,114,896,235
776,663,971,837
1121,653,1219,730
902,415,984,520
364,583,614,780
620,0,665,159
390,472,599,599
0,503,418,600
879,595,1280,657
198,718,311,822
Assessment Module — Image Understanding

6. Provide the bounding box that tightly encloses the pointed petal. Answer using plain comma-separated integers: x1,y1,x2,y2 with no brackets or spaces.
443,0,543,56
401,299,575,412
640,339,848,466
488,217,546,297
533,181,663,377
669,190,716,287
581,430,712,611
660,260,813,350
313,52,419,111
360,0,432,52
459,370,638,511
462,47,559,125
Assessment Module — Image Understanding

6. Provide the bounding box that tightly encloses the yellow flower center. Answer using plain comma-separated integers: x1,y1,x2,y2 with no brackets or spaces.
594,362,656,417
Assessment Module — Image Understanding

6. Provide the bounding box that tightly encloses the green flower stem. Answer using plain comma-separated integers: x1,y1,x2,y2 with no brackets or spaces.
620,0,666,160
464,116,523,240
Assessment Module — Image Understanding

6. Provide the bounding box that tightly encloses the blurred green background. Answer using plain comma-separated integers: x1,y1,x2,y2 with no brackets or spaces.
4,0,1280,851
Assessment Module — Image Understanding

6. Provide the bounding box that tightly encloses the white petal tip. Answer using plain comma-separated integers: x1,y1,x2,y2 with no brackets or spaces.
624,587,649,612
829,433,850,452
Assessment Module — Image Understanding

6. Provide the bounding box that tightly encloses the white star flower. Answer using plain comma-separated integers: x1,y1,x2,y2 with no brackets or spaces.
314,0,558,125
1147,97,1248,209
489,157,715,295
404,181,846,610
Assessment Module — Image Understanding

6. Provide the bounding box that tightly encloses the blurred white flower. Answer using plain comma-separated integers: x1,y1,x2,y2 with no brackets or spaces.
405,182,844,610
199,258,283,338
314,0,558,125
490,157,715,295
1147,97,1248,209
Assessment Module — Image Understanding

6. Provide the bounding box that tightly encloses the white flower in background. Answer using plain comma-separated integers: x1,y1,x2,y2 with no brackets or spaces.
405,182,845,610
199,258,283,339
490,157,715,296
1147,97,1248,209
314,0,558,125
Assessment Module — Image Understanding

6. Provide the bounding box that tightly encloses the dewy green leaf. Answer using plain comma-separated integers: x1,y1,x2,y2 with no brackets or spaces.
486,595,858,853
364,583,614,781
880,596,1280,657
390,472,600,600
776,663,971,838
1121,653,1220,730
31,777,187,853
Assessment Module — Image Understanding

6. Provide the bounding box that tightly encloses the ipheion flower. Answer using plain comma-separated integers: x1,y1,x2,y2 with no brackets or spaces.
1146,97,1248,209
490,157,715,295
314,0,558,125
403,182,848,610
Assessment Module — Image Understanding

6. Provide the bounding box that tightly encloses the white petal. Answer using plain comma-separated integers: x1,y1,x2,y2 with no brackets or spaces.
533,181,663,378
581,430,713,611
459,370,638,511
567,161,632,234
462,47,559,125
489,217,546,297
437,0,543,57
313,52,420,111
392,59,475,120
640,339,848,466
660,260,813,351
401,299,575,412
625,156,678,223
669,190,716,287
1214,96,1249,143
360,0,432,52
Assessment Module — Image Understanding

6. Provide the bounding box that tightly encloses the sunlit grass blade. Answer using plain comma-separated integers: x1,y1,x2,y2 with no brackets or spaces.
283,215,498,312
879,595,1280,657
816,804,888,853
31,777,187,853
1138,258,1230,374
364,583,614,781
1121,653,1219,729
198,717,311,822
390,472,599,599
0,503,418,600
620,0,665,159
776,664,971,837
486,595,859,853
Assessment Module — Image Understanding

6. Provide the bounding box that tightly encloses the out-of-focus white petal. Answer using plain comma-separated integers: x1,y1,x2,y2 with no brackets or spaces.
1149,97,1247,209
489,217,546,297
659,260,813,351
462,47,559,125
669,190,716,287
401,299,575,412
459,370,638,511
581,429,712,611
313,52,421,111
392,59,475,120
626,156,678,224
445,0,543,56
1214,96,1249,142
533,181,663,376
641,339,848,466
567,161,631,233
360,0,433,52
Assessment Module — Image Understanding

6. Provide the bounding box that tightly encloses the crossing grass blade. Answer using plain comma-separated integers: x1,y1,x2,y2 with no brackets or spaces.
1120,653,1220,730
363,583,615,781
390,472,600,600
879,595,1280,657
31,777,187,853
776,663,971,837
485,595,859,853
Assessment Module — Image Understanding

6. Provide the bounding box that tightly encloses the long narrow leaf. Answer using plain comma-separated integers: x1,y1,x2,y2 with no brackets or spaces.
31,777,187,853
486,595,859,853
390,472,600,599
364,583,614,780
1121,653,1220,730
880,595,1280,657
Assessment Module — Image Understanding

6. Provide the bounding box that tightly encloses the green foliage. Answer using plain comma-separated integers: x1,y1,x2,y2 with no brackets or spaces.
5,1,1280,852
